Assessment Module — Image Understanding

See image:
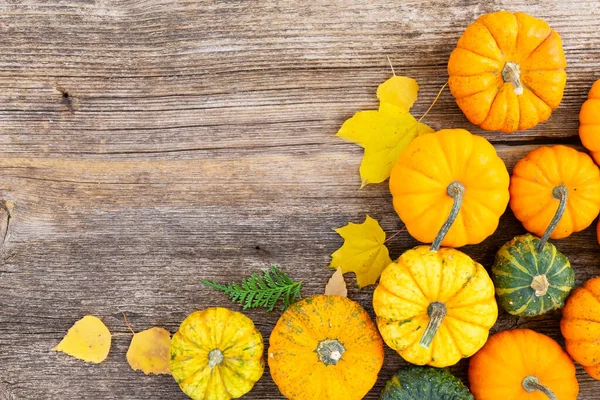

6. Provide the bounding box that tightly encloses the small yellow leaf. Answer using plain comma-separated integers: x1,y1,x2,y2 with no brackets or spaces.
53,315,111,363
336,75,434,186
330,215,392,288
376,75,419,112
126,327,171,375
324,267,347,297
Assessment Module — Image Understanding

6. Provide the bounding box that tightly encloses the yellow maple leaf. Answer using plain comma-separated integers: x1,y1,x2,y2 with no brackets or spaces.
126,327,171,375
324,267,347,297
53,315,111,363
330,215,392,288
337,76,434,187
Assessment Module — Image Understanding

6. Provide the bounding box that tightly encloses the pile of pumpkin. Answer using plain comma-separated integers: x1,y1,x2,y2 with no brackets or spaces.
169,11,600,400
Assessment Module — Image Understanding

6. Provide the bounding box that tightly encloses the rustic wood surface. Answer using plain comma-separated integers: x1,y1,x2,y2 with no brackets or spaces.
1,0,600,398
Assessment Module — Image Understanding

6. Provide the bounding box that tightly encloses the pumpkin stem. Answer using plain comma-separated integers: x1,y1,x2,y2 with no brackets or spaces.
208,349,224,368
315,339,345,366
530,274,550,297
419,301,446,349
537,185,568,252
502,61,524,95
522,376,558,400
430,181,465,252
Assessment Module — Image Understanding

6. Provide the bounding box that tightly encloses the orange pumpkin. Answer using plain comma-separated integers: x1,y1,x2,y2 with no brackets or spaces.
510,145,600,239
579,79,600,164
448,11,566,132
561,276,600,380
469,329,578,400
389,128,509,247
268,295,384,400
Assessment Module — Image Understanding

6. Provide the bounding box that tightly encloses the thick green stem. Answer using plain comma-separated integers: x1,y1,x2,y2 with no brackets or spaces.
537,185,568,252
430,181,465,252
502,61,523,95
419,302,446,349
522,376,558,400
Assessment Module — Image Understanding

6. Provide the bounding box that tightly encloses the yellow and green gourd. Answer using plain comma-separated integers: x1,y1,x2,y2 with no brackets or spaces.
170,308,264,400
492,234,574,316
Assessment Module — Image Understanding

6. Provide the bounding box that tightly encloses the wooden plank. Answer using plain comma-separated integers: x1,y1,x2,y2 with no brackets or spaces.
1,0,599,398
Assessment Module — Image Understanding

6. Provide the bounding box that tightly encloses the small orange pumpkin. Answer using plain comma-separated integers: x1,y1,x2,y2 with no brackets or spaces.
448,11,566,132
389,128,509,247
469,329,578,400
268,295,384,400
510,145,600,239
579,79,600,164
561,276,600,380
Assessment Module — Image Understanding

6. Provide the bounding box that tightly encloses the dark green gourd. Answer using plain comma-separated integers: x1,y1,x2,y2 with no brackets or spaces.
380,366,473,400
492,234,574,316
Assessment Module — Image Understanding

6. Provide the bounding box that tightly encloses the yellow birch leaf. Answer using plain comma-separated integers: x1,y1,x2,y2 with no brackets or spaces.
336,76,434,187
324,267,347,297
53,315,111,363
126,327,171,375
329,215,392,288
376,75,419,112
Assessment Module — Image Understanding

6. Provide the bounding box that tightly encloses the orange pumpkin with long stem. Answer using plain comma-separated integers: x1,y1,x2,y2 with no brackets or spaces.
448,11,566,132
469,329,578,400
510,145,600,239
389,128,510,248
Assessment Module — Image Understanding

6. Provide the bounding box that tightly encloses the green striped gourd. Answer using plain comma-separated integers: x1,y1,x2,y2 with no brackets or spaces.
492,234,574,316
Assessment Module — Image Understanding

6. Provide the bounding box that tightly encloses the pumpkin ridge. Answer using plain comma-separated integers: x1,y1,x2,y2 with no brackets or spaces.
524,85,552,120
477,20,506,59
495,254,534,280
513,296,535,315
522,29,554,63
444,312,492,329
216,308,234,350
376,282,429,309
394,166,445,190
441,318,466,356
400,253,438,303
525,238,541,275
450,78,500,100
457,22,503,61
496,285,531,294
220,330,260,354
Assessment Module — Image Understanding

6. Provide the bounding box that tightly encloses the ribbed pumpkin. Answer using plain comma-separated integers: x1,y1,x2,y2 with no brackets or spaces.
268,295,384,400
373,246,497,368
469,329,579,400
492,234,574,316
561,276,600,380
579,79,600,164
510,145,600,239
389,128,509,247
381,366,474,400
170,308,264,400
448,11,566,132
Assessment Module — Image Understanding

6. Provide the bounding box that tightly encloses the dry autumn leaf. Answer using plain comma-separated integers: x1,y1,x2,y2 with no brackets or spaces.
324,267,347,297
126,327,172,375
53,315,111,363
330,215,392,288
337,75,434,187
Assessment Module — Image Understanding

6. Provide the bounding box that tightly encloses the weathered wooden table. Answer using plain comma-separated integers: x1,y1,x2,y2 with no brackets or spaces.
1,0,599,398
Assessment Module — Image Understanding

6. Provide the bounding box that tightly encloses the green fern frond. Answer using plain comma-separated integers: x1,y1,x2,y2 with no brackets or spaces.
201,266,302,312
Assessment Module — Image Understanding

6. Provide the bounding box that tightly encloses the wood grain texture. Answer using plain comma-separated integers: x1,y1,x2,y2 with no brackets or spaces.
1,0,599,398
